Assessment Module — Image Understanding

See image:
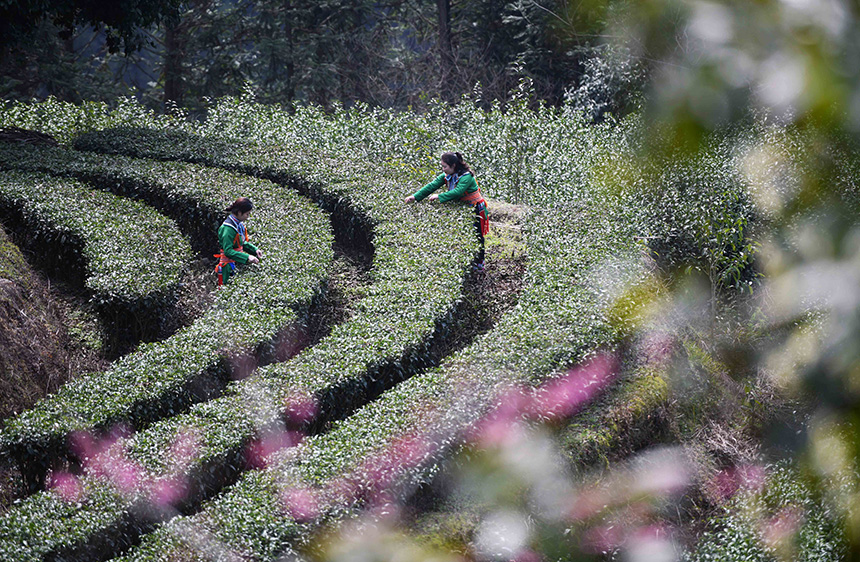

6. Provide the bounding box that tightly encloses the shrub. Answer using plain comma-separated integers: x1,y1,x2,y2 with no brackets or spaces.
116,199,643,561
0,169,187,348
0,125,477,560
0,147,333,490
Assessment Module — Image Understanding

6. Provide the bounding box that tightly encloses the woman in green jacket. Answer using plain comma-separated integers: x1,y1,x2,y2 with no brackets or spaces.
404,152,489,270
215,197,262,286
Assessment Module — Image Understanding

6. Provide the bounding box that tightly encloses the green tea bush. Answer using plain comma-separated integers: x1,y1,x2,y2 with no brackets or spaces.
0,97,179,144
1,91,763,308
0,169,187,347
0,93,777,560
71,128,477,424
0,126,477,561
0,148,333,489
685,463,846,562
115,198,644,561
191,93,760,305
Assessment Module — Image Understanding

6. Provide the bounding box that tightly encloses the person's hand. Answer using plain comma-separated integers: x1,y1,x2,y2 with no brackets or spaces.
404,195,416,204
256,249,264,260
248,255,260,265
428,194,439,202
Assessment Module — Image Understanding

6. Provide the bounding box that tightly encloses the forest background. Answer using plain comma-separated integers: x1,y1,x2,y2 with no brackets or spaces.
0,0,640,116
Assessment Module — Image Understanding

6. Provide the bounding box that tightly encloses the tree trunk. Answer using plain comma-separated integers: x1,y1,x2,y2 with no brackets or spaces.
163,24,184,109
437,0,454,94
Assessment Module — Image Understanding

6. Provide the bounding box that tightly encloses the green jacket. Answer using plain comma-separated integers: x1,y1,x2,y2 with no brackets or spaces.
218,221,258,264
413,172,478,203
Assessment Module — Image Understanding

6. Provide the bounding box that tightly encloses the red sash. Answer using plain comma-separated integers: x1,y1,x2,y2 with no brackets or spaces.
460,187,489,236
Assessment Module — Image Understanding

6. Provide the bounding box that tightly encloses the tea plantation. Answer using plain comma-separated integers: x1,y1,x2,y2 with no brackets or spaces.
0,97,848,561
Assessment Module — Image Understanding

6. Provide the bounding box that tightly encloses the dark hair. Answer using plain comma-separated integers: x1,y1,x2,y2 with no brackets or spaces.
441,152,471,174
225,197,253,214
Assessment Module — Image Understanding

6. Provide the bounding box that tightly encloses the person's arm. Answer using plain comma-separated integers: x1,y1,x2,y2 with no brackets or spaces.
412,174,446,202
219,226,250,264
242,240,259,257
438,173,476,202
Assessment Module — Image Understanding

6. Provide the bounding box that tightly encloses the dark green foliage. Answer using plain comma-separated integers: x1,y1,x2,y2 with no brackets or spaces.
0,0,182,54
0,0,646,111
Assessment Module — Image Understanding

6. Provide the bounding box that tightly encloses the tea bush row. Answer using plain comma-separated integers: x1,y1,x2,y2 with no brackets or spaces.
0,127,477,561
113,201,644,561
0,169,187,345
72,127,477,425
1,94,765,300
0,145,334,483
684,462,846,562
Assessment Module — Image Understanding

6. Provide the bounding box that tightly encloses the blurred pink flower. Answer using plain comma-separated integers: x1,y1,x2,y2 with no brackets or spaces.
275,328,308,362
632,523,670,542
69,424,131,463
228,352,258,380
282,486,321,522
69,430,99,462
169,428,202,470
245,430,302,469
582,523,624,554
468,386,529,447
714,464,766,500
110,458,143,494
761,506,802,549
48,471,82,502
567,489,608,521
529,353,617,420
283,389,318,426
151,476,188,508
388,433,432,469
512,548,542,562
641,332,675,366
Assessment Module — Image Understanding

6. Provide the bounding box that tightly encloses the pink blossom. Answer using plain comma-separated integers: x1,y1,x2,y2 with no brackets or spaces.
529,353,617,420
365,499,402,523
387,433,432,469
169,428,202,469
468,386,529,447
640,332,675,365
513,548,542,562
69,424,131,463
336,432,436,507
282,487,321,522
327,476,357,504
228,352,258,380
761,506,802,549
714,464,766,500
275,328,308,361
567,489,607,521
48,471,82,502
245,430,302,469
632,523,670,542
109,458,143,494
69,430,99,462
151,476,188,508
283,390,318,426
582,524,624,554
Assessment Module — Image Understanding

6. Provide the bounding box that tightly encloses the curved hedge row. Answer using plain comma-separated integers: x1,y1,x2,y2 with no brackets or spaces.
0,128,477,561
111,202,644,561
72,128,479,425
0,169,188,346
0,146,334,488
